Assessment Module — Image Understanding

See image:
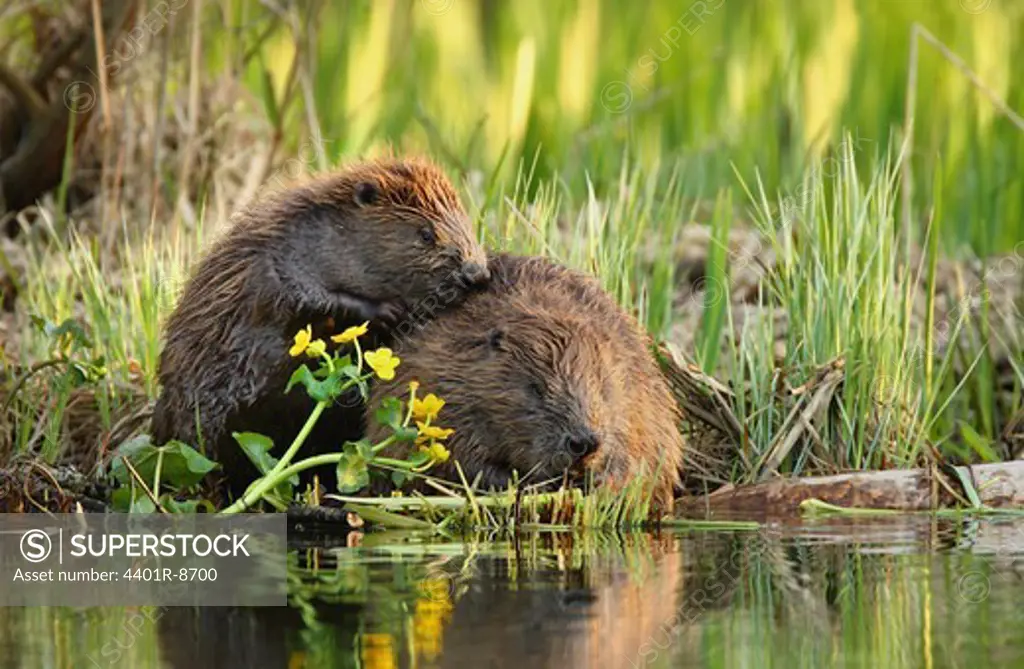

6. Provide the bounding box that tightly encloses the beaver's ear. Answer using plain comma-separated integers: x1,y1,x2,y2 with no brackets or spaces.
486,327,505,350
458,327,505,358
354,181,379,207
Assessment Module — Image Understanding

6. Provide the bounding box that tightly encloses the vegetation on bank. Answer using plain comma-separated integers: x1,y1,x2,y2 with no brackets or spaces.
0,1,1020,522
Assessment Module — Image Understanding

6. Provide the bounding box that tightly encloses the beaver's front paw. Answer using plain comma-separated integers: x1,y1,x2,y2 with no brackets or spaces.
331,291,405,327
369,299,406,326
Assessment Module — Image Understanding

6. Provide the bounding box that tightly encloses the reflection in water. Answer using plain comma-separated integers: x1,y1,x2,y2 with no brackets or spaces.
3,517,1024,668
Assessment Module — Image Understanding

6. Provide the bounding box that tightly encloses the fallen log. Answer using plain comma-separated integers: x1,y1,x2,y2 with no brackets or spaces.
676,461,1024,517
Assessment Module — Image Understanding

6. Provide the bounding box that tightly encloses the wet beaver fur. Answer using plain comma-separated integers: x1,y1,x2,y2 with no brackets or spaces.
151,157,489,496
366,254,683,507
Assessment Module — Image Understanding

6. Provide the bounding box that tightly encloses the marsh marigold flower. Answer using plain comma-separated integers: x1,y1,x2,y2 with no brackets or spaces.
426,442,450,463
331,321,369,345
305,339,327,358
409,380,420,394
416,422,454,445
412,393,445,422
289,325,313,357
413,578,453,661
365,347,400,380
359,633,396,669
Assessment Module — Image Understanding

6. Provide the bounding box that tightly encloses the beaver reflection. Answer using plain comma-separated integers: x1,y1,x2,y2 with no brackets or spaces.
431,537,684,669
155,534,685,669
156,606,345,668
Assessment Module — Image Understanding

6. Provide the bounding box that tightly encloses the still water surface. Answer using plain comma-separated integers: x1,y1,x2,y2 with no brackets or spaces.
3,516,1024,668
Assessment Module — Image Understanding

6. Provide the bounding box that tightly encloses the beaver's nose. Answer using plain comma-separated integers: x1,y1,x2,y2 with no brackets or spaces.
564,430,600,461
460,261,490,286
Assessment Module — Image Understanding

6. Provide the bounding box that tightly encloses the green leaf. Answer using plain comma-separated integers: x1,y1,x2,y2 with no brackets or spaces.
406,450,431,467
696,189,732,374
232,432,300,492
160,496,217,514
372,396,417,440
958,421,1000,463
157,441,220,488
391,469,408,487
130,494,157,514
110,487,133,512
392,425,419,442
342,502,434,530
38,317,93,350
286,365,342,402
375,397,405,430
111,437,218,491
256,49,280,128
110,435,158,485
338,363,362,381
346,439,373,461
335,453,370,494
233,431,278,475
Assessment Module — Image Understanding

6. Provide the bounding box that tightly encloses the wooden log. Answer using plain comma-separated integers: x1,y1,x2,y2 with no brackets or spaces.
676,461,1024,517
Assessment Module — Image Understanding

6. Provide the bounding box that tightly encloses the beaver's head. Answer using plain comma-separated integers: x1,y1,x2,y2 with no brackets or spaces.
457,312,635,486
249,156,488,312
374,287,637,491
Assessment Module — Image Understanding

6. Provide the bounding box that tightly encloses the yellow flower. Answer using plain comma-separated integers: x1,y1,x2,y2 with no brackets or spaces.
305,339,327,358
411,393,445,422
417,576,451,603
427,442,450,463
390,490,403,498
365,347,400,380
409,380,420,394
331,321,369,344
289,325,314,357
416,422,454,447
360,633,396,669
414,578,453,661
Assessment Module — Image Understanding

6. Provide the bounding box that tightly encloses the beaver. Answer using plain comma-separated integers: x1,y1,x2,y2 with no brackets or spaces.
151,157,489,495
366,254,683,507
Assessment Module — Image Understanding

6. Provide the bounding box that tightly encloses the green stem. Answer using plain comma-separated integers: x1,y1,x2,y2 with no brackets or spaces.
221,399,329,514
320,350,336,375
373,456,418,469
152,447,165,497
222,453,345,514
370,435,397,454
274,400,329,476
404,386,417,426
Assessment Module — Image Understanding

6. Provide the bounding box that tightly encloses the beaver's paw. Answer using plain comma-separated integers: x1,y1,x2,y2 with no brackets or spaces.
331,292,405,326
370,299,406,326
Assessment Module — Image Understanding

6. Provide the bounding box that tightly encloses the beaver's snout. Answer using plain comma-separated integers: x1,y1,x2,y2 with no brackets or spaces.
460,261,490,286
563,429,601,461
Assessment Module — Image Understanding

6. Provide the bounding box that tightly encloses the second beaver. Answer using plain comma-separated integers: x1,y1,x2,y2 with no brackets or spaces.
152,157,489,495
366,254,684,507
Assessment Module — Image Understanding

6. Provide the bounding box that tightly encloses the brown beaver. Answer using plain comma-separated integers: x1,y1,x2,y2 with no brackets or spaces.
151,157,489,495
366,254,683,508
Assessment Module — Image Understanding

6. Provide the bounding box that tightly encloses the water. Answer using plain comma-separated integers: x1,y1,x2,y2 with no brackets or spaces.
3,516,1024,668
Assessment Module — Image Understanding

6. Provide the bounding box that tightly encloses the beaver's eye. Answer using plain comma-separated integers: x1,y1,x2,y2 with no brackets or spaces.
419,226,436,245
354,182,379,207
527,380,545,400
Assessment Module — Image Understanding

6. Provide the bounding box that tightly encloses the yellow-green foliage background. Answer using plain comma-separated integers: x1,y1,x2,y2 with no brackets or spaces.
226,0,1022,253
